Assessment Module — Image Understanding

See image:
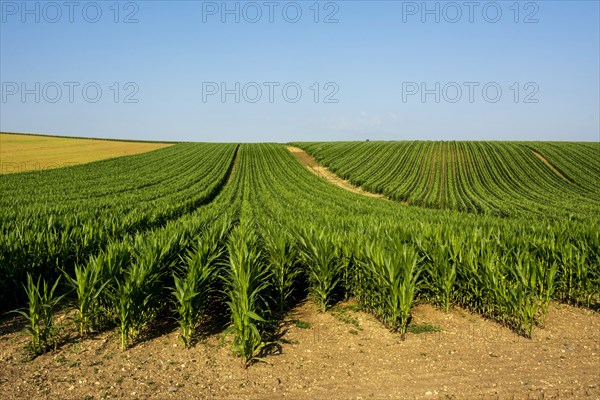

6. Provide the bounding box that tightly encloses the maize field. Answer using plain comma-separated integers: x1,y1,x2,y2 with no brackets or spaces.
1,140,598,364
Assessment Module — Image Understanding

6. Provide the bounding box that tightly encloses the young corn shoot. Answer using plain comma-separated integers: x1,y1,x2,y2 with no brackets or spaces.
426,243,456,312
364,240,422,339
297,228,342,312
116,254,165,350
172,236,222,347
261,222,298,315
11,273,64,354
225,222,271,368
64,262,110,335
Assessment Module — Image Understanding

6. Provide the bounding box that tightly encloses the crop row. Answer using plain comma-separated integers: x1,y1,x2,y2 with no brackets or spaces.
0,143,238,310
239,144,598,345
7,143,599,368
295,141,600,219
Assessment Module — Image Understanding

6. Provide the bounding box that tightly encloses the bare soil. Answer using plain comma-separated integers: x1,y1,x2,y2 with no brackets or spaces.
287,146,387,199
1,301,598,399
531,150,568,181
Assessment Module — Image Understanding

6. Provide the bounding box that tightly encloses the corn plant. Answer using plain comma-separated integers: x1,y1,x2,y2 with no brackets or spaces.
116,234,178,349
426,243,456,312
64,263,110,335
95,242,131,286
363,240,422,339
11,273,64,354
536,259,558,327
507,252,540,337
116,260,164,350
261,222,299,315
172,235,223,347
297,228,343,312
455,247,485,312
346,233,369,302
555,242,596,305
89,241,133,327
478,250,507,319
224,222,271,367
171,274,197,348
572,249,594,306
332,231,354,300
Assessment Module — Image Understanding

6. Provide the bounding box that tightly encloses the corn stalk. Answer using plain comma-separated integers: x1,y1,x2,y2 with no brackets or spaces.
11,274,64,354
297,227,342,312
224,222,271,368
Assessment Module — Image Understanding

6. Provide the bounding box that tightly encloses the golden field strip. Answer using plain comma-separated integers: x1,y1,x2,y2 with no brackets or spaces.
0,133,172,174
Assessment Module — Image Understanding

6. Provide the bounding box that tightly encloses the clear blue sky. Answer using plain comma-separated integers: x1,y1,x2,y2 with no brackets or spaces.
1,0,598,142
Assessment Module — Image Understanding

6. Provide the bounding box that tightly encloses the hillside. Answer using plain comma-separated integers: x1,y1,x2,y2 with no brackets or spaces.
295,141,600,219
1,141,598,399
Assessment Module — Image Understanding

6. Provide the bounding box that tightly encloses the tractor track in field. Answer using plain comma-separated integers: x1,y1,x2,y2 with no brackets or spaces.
225,145,240,184
530,149,569,181
287,146,388,200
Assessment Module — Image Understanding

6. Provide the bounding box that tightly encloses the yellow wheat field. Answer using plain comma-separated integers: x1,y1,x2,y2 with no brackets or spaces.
0,133,172,174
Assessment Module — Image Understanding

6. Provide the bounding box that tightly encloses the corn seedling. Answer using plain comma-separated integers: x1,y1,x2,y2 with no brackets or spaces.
116,236,174,350
224,222,271,367
116,261,164,350
536,259,558,327
426,243,456,312
11,273,64,354
363,240,422,339
64,263,110,335
172,235,223,347
297,228,342,312
261,221,299,315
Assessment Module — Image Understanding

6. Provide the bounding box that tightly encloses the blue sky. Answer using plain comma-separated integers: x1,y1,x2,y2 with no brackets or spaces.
1,0,598,142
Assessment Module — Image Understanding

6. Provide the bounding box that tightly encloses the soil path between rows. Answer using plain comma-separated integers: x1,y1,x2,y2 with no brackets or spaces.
286,146,387,199
531,150,569,181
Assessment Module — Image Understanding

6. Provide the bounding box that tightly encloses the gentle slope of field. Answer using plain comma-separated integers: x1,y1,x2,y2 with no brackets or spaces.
0,133,172,174
287,146,386,199
1,140,598,399
0,142,238,311
295,141,600,219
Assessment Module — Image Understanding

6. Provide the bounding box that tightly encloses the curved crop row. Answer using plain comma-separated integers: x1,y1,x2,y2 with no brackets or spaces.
295,141,600,219
0,143,238,310
246,144,598,338
7,142,599,365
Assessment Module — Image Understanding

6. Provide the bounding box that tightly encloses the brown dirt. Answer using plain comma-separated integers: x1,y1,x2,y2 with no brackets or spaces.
531,150,569,181
1,301,598,399
0,133,171,174
287,146,387,199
